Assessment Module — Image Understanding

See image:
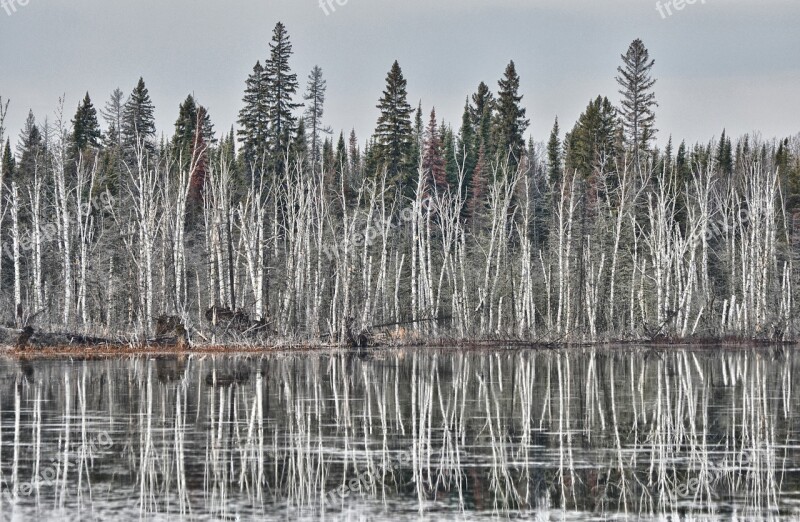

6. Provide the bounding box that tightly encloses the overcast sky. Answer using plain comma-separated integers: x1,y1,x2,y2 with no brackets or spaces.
1,0,798,149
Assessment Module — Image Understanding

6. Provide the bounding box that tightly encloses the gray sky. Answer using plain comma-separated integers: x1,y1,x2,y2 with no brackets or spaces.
1,0,798,149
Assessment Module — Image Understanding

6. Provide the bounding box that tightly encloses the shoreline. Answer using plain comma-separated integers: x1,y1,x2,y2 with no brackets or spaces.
0,336,794,359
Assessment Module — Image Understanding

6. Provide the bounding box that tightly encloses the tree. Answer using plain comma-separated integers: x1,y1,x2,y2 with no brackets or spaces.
492,61,529,166
564,96,618,180
422,108,447,193
265,22,301,176
121,77,156,156
72,92,101,152
101,88,125,148
716,129,733,176
238,60,270,169
547,117,563,185
173,94,215,161
303,65,332,174
374,60,414,189
616,38,657,170
471,82,494,152
1,138,14,184
457,99,477,190
16,110,43,184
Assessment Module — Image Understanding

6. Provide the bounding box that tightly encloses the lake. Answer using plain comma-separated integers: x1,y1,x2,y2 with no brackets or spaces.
0,346,797,520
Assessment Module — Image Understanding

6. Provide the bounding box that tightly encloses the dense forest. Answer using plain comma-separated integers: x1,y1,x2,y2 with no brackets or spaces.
1,22,799,345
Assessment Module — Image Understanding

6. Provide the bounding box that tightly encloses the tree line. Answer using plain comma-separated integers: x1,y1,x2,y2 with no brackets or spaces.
1,23,799,344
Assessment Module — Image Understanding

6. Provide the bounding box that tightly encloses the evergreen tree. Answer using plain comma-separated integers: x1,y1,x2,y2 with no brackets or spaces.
101,88,125,148
374,61,414,189
303,65,332,174
716,129,733,176
173,95,215,159
491,61,529,166
457,100,477,196
1,138,14,184
72,92,101,152
264,22,301,176
121,77,156,156
238,61,270,169
470,82,494,149
16,110,43,184
616,39,658,170
443,124,458,188
411,101,423,168
422,108,447,193
564,96,618,180
291,118,309,164
547,117,562,185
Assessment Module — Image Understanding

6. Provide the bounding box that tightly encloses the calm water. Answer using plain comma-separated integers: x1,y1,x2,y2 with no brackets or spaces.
0,347,798,521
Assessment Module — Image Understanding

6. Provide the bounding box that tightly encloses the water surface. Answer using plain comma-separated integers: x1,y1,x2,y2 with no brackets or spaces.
0,346,797,520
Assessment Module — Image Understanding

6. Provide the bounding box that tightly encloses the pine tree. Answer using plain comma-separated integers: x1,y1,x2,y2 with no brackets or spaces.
303,65,332,174
72,92,101,152
374,61,414,189
492,61,529,166
101,88,125,148
616,39,658,170
121,77,156,156
264,22,301,176
238,61,270,169
422,108,447,193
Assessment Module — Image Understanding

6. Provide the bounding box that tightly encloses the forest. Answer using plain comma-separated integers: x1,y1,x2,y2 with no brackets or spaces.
1,22,799,346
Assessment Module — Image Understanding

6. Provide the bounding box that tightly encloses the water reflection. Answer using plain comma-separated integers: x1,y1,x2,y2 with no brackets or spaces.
0,347,798,520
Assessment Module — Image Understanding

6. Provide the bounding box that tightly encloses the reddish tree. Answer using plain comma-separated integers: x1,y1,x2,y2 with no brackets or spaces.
467,143,488,222
188,106,209,205
422,108,447,194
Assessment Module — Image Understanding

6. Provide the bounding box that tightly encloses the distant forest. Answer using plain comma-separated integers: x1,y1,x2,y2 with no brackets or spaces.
1,22,799,344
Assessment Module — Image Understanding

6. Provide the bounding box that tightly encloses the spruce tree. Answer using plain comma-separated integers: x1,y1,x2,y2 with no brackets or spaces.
470,82,494,152
492,61,529,166
72,92,101,152
457,99,477,197
238,61,270,169
264,22,301,176
422,108,447,193
16,110,43,184
716,129,733,176
564,96,618,181
547,117,562,185
303,65,332,174
121,77,156,156
1,138,14,184
616,39,658,170
173,95,215,158
374,61,414,189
